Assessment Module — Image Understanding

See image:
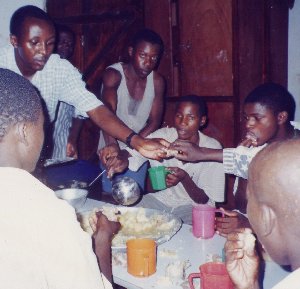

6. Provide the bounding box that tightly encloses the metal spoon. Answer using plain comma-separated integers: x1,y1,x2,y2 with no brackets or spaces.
88,169,106,187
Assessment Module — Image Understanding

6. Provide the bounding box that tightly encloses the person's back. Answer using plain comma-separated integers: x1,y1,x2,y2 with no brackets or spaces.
0,68,115,289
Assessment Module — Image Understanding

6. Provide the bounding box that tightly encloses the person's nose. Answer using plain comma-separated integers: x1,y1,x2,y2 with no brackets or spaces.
180,116,188,126
143,56,152,68
245,117,255,129
38,42,47,56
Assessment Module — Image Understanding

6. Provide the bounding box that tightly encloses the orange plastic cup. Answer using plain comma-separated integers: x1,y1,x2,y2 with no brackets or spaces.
126,238,156,277
188,262,234,289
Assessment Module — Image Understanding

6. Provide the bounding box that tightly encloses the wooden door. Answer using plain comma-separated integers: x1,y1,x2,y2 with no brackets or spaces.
47,0,144,159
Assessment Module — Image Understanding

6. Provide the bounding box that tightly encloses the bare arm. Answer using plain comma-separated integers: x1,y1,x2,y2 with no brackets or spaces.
170,139,223,162
139,73,165,137
100,68,121,146
166,167,209,203
93,212,120,282
88,105,169,160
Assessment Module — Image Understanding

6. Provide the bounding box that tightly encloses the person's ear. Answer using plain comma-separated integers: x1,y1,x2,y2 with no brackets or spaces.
128,46,133,57
260,204,276,237
277,111,288,125
10,34,19,48
199,116,207,127
16,122,29,146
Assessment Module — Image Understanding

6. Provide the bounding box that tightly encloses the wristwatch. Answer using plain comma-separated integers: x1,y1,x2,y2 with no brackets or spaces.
125,131,138,149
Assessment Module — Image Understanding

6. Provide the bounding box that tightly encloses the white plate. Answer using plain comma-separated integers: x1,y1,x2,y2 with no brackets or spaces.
44,157,75,167
77,207,182,251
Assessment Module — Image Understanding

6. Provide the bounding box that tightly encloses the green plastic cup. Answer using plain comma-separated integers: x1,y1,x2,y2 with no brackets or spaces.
148,166,170,190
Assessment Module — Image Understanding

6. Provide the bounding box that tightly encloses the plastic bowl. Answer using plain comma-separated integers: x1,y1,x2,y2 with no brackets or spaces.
55,188,88,210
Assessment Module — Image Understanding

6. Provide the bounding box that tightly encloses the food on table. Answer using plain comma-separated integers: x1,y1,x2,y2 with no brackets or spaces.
77,207,181,248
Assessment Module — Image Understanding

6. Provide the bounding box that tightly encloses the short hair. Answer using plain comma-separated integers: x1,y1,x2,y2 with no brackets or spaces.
244,83,296,121
175,95,208,117
55,24,75,42
0,68,42,141
10,5,54,38
130,28,164,55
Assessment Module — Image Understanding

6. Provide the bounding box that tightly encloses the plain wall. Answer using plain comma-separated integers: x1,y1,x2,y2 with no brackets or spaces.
0,0,45,47
288,1,300,121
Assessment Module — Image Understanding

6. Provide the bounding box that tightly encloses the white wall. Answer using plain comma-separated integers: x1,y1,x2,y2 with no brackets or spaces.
288,1,300,121
0,0,45,47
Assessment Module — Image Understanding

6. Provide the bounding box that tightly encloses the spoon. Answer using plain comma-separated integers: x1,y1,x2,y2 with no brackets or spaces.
88,169,106,187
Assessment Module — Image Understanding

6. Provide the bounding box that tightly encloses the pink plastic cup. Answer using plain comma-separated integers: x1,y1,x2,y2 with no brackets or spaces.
188,262,234,289
192,204,223,239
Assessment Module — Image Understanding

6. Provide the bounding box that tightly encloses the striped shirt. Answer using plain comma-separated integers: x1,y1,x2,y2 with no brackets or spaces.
0,46,102,122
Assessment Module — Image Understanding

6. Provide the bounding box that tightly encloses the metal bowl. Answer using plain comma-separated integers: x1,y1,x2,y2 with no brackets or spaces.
112,177,141,206
55,188,88,210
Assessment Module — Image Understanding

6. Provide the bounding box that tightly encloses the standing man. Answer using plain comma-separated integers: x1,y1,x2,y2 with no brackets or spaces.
99,28,165,190
52,24,83,159
0,5,167,163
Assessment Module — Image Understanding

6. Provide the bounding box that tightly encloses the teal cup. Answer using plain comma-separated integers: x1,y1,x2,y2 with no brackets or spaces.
148,166,170,190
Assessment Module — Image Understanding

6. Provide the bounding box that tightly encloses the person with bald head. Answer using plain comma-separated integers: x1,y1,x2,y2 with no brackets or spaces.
225,139,300,289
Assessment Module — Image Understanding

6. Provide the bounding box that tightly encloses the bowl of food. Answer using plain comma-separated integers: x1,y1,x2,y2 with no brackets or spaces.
77,206,182,250
55,188,88,210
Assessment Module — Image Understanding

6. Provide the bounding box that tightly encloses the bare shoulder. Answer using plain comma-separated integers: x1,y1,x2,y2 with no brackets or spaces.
102,67,122,88
153,71,165,90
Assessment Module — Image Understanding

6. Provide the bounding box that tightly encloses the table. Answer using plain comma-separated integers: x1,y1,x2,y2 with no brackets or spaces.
81,198,290,289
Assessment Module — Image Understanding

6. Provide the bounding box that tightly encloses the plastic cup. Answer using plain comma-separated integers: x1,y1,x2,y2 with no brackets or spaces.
188,262,234,289
148,166,170,190
192,204,224,239
126,238,157,277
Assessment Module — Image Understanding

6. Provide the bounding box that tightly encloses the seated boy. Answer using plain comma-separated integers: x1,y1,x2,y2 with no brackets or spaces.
171,83,299,234
101,95,225,224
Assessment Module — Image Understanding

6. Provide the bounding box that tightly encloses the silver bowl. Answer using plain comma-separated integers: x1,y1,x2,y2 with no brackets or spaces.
112,177,141,206
55,188,88,210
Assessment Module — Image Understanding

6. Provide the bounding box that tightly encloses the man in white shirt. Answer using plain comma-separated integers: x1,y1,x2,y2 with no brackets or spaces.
100,95,225,224
0,68,118,289
224,139,300,289
0,5,168,163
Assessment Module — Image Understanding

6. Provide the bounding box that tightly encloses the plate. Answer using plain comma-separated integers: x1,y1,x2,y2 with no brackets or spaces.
44,157,75,167
77,206,182,251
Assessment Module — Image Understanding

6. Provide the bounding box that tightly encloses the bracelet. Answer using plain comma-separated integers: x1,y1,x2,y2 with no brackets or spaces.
125,131,137,149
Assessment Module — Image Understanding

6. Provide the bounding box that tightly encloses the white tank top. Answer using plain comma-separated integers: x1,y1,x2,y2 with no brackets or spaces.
98,62,155,150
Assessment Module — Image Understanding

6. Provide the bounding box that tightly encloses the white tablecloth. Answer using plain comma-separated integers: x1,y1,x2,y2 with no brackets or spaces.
81,198,290,289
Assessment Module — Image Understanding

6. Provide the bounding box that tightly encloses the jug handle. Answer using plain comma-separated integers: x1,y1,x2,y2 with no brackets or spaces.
188,272,201,289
